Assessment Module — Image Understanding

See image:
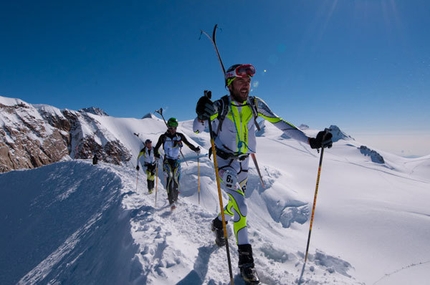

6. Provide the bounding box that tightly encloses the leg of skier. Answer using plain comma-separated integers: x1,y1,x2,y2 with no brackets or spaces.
211,156,259,282
163,160,175,206
172,160,181,204
147,164,156,194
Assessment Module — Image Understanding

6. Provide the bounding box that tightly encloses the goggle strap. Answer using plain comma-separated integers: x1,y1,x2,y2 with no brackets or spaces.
227,77,236,86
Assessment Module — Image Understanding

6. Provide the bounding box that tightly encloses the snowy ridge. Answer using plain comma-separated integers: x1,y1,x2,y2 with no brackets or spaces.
1,115,430,285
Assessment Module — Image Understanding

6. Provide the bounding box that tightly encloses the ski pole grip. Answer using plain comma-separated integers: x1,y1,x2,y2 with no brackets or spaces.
204,90,212,99
322,128,333,149
323,128,330,139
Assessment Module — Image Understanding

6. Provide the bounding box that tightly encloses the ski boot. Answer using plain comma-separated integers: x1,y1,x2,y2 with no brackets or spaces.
170,202,176,211
238,244,260,284
211,217,226,247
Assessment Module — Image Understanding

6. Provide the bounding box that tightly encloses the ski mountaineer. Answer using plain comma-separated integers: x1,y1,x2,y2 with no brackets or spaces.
193,63,333,283
136,139,156,194
154,117,201,210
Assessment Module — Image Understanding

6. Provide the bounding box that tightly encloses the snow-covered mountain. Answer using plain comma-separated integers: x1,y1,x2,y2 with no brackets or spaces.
0,95,149,173
1,95,429,285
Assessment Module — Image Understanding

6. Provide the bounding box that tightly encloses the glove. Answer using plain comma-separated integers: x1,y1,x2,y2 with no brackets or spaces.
136,165,140,171
195,146,201,154
309,130,333,149
196,92,216,120
154,153,161,159
147,163,156,172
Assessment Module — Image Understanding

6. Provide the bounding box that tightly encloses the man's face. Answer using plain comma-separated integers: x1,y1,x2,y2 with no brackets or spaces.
229,76,251,103
146,142,152,149
168,126,177,134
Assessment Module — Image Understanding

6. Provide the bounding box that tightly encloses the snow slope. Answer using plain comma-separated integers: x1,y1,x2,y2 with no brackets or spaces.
1,115,429,285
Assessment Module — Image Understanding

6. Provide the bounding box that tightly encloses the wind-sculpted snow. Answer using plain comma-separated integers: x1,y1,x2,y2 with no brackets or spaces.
0,161,141,285
253,166,309,228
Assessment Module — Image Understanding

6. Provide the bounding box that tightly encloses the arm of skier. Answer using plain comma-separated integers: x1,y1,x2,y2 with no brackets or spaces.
136,148,144,170
178,133,200,153
153,134,165,159
254,96,310,144
254,97,333,149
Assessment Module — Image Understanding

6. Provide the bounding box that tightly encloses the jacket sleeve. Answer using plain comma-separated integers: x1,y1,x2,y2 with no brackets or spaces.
254,96,310,144
193,118,205,133
179,133,199,151
136,148,145,165
154,134,165,157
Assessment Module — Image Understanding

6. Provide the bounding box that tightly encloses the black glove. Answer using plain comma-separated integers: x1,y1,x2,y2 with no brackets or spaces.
196,91,216,120
154,153,160,159
147,163,156,172
309,130,333,149
195,146,200,154
136,165,140,171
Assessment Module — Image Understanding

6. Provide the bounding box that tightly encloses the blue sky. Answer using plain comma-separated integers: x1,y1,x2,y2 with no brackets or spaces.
1,1,429,156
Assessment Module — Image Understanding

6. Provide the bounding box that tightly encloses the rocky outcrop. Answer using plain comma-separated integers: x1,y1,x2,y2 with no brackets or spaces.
79,107,109,116
359,145,385,164
0,101,70,172
329,125,354,142
63,110,132,165
0,97,131,173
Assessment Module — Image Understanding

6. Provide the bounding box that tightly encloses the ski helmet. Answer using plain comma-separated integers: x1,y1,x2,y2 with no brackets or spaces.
225,64,256,86
167,117,178,128
145,139,152,144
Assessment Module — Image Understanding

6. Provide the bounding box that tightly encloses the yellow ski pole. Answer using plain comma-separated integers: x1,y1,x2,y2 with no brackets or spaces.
204,91,234,285
298,129,331,284
154,161,158,207
197,155,201,204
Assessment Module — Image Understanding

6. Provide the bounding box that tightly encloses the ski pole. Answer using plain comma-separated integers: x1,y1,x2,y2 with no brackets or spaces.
136,168,139,192
204,94,234,285
154,161,158,207
197,155,201,204
250,153,265,188
200,26,235,283
298,131,330,284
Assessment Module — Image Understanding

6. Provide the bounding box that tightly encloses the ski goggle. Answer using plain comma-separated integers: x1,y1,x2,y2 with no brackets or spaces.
225,64,256,80
225,64,255,86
